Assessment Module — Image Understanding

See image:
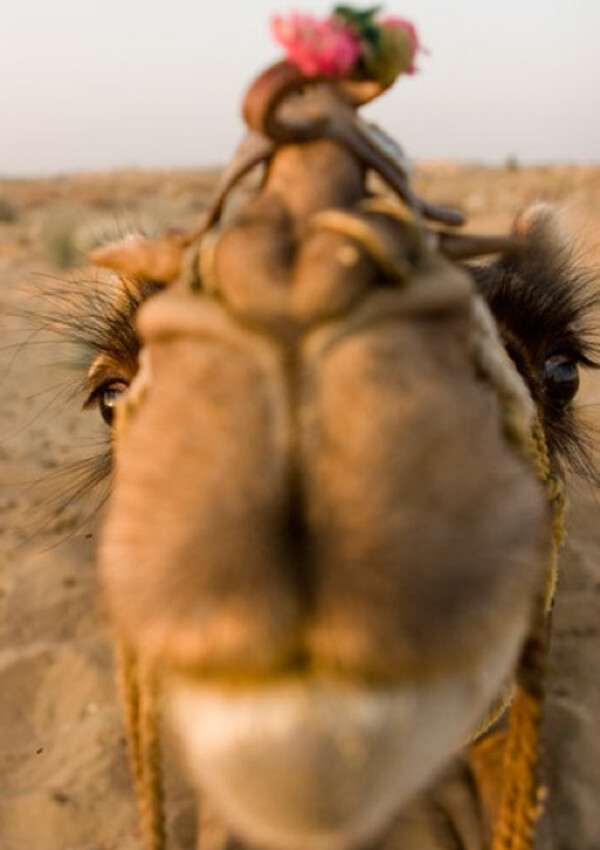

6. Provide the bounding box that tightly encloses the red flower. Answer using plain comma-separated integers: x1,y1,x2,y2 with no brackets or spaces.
271,12,362,77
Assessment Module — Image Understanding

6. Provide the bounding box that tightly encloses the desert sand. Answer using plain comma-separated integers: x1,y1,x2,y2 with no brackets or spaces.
1,164,600,850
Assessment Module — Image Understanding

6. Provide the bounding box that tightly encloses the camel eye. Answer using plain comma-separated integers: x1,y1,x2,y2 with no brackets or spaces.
98,381,129,426
544,355,579,405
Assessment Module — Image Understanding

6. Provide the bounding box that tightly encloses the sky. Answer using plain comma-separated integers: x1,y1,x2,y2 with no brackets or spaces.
1,0,599,176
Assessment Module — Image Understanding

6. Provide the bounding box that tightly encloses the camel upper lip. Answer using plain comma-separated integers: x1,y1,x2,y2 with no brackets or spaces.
166,624,524,850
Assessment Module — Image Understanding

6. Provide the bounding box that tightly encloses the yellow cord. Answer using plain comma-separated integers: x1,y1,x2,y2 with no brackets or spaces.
488,417,565,849
117,639,167,850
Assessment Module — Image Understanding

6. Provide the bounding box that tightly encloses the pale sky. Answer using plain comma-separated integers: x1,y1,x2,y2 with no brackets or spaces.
1,0,599,176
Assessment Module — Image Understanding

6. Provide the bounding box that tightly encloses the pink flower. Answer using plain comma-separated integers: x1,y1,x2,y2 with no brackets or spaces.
271,12,362,77
382,16,423,74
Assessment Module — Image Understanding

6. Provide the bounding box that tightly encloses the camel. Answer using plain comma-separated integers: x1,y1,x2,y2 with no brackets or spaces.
48,50,598,850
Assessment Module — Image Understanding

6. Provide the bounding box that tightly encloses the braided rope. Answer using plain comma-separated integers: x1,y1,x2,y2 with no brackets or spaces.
530,417,567,611
489,631,548,850
116,640,167,850
488,441,565,850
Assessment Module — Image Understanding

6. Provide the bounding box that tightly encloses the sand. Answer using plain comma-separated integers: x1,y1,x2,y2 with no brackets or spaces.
1,165,599,850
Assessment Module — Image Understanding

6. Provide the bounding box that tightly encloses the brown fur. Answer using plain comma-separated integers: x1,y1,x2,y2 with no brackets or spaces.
41,137,599,850
93,136,564,850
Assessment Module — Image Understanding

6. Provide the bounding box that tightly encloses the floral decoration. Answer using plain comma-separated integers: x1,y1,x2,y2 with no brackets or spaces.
271,5,423,84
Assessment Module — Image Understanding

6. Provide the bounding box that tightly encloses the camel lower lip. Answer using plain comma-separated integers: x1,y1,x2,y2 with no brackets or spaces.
167,628,523,850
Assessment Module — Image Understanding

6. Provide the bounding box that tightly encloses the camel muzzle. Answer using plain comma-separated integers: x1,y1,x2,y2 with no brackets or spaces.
97,49,555,850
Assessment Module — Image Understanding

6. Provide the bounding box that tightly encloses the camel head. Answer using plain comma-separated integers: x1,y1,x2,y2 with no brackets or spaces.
75,47,598,850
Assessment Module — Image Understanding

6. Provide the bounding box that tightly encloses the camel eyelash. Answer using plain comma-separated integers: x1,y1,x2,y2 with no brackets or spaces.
22,235,600,541
14,273,160,540
471,247,600,480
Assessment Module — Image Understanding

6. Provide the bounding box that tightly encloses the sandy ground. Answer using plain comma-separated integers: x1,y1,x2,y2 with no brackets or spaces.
1,165,600,850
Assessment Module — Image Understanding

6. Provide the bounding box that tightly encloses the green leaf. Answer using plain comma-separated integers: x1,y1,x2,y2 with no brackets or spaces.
361,23,382,51
334,5,384,54
333,5,382,29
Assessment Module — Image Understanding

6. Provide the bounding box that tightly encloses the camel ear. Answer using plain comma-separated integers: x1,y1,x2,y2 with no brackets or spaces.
511,203,574,269
89,231,189,283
